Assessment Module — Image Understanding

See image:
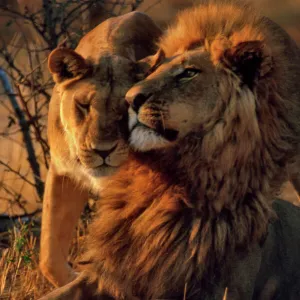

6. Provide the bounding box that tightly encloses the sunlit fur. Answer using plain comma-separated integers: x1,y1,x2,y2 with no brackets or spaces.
48,56,132,189
82,1,300,299
40,12,162,287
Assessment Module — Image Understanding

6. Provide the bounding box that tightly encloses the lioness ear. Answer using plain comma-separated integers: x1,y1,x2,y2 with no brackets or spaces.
48,48,92,83
136,49,165,80
222,41,272,89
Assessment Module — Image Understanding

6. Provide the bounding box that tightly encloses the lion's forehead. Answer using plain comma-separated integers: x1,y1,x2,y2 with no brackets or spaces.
147,52,215,84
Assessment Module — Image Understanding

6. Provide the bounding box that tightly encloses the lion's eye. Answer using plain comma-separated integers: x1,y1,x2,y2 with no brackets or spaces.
176,68,201,82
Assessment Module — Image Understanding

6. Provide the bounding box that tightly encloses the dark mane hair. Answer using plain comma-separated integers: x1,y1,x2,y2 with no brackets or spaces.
82,1,300,299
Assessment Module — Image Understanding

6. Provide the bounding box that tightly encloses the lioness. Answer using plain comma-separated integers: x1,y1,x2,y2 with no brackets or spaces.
40,12,162,287
40,0,300,299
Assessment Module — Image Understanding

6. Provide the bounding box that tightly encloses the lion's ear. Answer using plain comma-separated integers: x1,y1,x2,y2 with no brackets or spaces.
222,41,272,89
110,12,163,61
48,48,92,83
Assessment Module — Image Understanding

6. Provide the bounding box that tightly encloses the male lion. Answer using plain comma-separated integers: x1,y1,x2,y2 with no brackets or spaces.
40,12,162,287
40,0,300,299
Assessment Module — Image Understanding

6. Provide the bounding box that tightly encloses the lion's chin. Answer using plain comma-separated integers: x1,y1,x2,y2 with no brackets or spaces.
129,124,173,152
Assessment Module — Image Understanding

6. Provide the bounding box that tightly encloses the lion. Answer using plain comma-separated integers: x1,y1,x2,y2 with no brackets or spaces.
40,0,300,289
39,11,162,287
40,0,300,298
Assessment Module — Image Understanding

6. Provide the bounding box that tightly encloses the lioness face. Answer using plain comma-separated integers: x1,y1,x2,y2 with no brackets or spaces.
125,49,219,152
59,55,134,177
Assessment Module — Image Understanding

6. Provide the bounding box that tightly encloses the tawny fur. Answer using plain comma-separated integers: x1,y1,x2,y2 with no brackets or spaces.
75,1,300,299
40,12,162,287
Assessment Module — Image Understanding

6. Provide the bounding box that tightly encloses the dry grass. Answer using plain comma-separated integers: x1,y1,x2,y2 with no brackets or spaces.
0,211,91,300
0,223,231,300
1,196,297,300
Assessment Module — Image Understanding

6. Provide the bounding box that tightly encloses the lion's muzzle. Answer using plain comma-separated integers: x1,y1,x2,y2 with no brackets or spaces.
126,85,153,113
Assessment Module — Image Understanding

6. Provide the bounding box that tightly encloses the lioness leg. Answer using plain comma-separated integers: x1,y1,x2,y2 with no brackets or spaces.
40,164,89,287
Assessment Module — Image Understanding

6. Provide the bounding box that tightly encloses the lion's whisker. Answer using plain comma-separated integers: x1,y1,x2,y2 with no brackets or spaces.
183,282,188,300
222,287,228,300
160,110,166,131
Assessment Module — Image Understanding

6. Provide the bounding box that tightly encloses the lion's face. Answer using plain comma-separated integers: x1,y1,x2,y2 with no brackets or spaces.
126,36,274,154
125,49,220,152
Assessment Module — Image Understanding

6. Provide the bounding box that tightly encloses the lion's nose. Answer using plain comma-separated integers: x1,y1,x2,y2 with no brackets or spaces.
126,87,152,113
93,144,118,159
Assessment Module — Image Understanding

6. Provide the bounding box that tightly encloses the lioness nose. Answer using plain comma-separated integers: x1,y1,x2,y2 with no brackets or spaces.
93,144,118,159
126,87,152,113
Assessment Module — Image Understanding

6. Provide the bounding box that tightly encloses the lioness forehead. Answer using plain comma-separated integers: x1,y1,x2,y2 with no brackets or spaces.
61,54,135,102
91,54,134,82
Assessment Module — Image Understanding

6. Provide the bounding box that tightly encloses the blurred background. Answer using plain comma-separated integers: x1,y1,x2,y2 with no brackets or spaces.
0,0,299,299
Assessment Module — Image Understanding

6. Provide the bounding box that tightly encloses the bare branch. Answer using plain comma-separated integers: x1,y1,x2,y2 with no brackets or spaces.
20,57,48,86
0,5,50,46
0,160,36,187
0,182,28,215
0,45,51,101
0,69,44,200
15,85,50,169
60,0,97,31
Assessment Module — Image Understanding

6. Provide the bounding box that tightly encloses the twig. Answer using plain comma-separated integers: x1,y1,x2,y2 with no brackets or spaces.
0,45,51,101
60,0,98,33
0,5,50,46
0,182,28,215
0,160,36,187
20,57,48,85
42,0,59,49
15,84,50,169
0,69,44,200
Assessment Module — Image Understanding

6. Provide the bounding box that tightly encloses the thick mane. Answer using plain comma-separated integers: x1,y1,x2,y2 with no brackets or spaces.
160,0,262,56
86,151,272,298
157,0,300,203
84,2,300,299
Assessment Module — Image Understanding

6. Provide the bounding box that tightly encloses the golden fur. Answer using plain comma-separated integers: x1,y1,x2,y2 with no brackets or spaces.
39,12,161,287
40,0,300,299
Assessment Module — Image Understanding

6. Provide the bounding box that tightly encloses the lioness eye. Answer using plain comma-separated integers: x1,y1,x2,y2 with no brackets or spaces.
176,68,201,82
76,102,90,114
